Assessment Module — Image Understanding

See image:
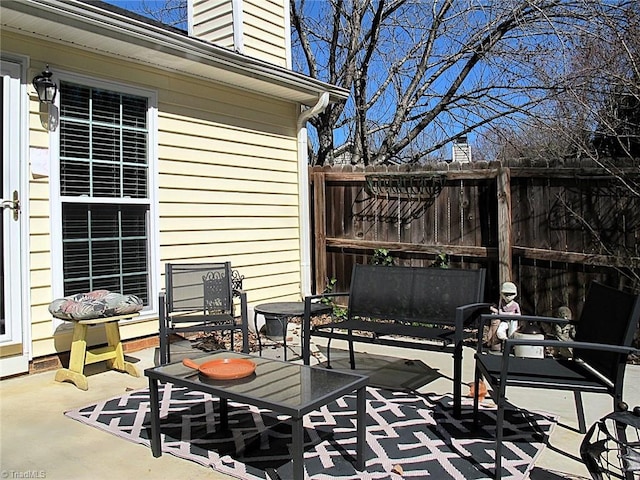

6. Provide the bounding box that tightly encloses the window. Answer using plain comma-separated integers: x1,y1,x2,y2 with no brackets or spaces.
57,81,152,304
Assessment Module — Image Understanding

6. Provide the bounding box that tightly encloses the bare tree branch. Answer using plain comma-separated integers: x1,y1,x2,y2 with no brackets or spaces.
291,0,615,165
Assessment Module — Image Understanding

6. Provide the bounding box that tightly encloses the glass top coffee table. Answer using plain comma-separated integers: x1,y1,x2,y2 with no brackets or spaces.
145,350,368,479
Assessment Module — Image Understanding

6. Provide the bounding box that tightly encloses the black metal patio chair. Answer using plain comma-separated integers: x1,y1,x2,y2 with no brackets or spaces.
158,262,249,365
472,281,640,480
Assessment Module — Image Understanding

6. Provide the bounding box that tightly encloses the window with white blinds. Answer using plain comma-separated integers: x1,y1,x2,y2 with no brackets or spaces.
59,81,150,303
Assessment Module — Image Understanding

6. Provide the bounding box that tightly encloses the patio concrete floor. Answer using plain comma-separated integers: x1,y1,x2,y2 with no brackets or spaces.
1,334,638,480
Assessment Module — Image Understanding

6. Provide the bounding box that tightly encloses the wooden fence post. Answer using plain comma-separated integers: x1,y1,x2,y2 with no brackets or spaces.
497,166,513,284
312,170,327,294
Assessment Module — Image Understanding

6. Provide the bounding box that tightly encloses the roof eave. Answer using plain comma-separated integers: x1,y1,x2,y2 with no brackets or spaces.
0,0,349,107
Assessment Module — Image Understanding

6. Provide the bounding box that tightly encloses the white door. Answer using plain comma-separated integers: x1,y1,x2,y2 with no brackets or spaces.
1,59,29,376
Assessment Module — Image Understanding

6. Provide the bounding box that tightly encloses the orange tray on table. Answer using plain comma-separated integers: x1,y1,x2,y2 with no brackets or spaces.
182,357,256,380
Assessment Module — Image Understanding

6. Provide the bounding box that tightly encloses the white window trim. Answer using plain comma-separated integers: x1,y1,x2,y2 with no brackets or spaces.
50,71,159,331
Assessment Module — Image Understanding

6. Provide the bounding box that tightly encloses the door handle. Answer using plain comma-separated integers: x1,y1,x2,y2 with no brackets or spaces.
1,190,20,221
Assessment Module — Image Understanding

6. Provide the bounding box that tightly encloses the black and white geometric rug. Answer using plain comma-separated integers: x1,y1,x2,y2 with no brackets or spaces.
65,384,555,479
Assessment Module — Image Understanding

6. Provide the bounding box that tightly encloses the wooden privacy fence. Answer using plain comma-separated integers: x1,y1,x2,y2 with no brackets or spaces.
309,161,640,318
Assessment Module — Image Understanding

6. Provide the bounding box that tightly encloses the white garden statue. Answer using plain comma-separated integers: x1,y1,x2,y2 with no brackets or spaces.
487,281,521,352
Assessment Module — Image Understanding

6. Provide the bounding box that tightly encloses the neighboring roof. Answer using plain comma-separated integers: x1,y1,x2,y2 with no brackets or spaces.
0,0,349,107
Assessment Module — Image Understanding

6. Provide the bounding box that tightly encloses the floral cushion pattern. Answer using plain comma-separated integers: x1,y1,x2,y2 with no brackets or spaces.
49,290,143,320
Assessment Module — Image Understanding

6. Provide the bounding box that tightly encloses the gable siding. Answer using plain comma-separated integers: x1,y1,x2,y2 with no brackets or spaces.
242,0,288,67
4,32,304,358
191,0,235,49
190,0,289,67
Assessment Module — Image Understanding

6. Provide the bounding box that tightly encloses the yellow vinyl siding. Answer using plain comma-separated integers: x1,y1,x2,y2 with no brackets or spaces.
29,167,53,356
161,158,296,183
159,204,299,221
27,182,51,348
158,129,297,164
242,0,288,66
159,127,296,153
207,25,235,48
242,21,288,67
160,180,298,199
243,45,288,68
3,31,306,359
156,79,303,304
29,269,51,290
252,273,302,291
163,145,296,165
27,197,50,217
161,240,300,259
244,0,285,29
163,229,298,245
156,80,301,306
159,145,297,172
28,123,50,148
160,91,295,134
191,0,235,49
247,284,302,304
190,0,288,66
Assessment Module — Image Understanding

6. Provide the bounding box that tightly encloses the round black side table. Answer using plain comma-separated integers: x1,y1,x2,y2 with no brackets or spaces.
254,302,331,360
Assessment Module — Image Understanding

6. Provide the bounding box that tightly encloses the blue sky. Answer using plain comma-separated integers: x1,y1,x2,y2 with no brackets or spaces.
105,0,188,29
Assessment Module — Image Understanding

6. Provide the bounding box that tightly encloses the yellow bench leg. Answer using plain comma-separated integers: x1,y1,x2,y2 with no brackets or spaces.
104,322,139,378
55,317,139,390
55,322,90,391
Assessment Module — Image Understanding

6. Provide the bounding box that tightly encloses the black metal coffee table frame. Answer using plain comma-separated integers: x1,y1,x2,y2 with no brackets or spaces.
145,351,368,480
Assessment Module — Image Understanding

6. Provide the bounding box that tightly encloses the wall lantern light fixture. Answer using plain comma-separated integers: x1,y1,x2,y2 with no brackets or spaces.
32,64,57,104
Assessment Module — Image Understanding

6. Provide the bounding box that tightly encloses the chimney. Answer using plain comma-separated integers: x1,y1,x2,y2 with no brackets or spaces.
452,136,471,163
188,0,291,68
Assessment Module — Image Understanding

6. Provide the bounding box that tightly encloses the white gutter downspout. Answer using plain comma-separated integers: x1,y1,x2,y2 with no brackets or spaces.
297,92,329,297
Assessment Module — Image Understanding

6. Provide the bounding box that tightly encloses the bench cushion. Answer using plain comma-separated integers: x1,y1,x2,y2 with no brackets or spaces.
49,290,143,320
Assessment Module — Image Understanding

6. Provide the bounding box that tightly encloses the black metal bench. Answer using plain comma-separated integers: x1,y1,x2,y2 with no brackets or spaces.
302,264,490,417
